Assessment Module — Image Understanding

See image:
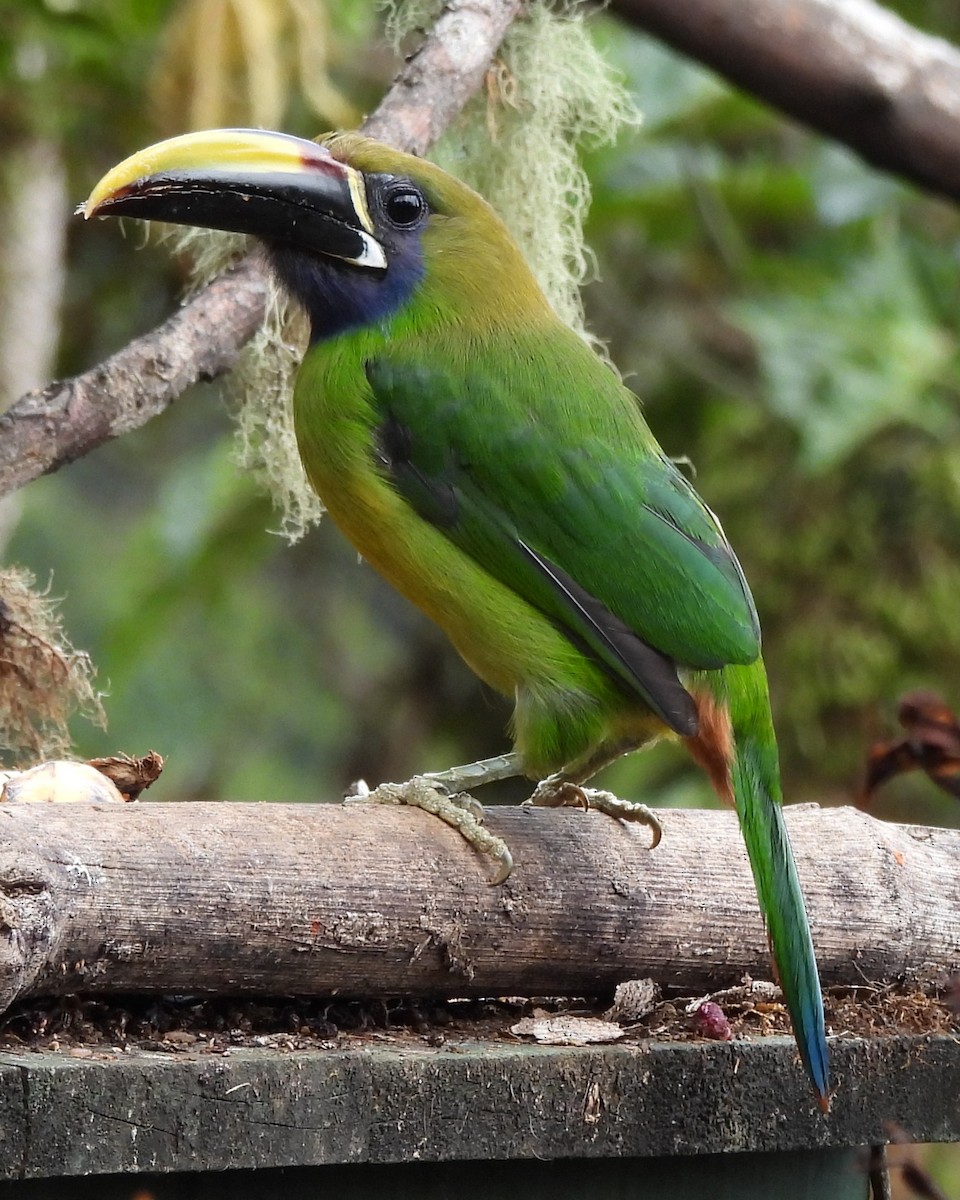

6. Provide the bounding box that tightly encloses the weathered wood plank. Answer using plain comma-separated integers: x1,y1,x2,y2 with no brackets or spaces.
0,1036,956,1179
0,1062,26,1173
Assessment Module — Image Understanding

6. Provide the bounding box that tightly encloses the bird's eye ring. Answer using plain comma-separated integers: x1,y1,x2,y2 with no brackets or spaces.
384,185,426,229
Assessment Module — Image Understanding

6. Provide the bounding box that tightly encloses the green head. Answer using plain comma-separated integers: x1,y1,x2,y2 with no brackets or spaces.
84,128,549,340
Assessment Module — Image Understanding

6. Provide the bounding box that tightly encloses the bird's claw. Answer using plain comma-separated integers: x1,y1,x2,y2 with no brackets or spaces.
346,776,514,884
525,779,662,849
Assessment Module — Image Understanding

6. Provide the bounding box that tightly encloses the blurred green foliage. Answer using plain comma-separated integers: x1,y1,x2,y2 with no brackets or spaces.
3,0,960,849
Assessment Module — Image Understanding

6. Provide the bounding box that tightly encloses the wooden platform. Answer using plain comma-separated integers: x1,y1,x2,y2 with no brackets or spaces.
0,1033,956,1181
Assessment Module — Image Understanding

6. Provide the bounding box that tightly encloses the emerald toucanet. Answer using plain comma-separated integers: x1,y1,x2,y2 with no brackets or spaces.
83,127,830,1107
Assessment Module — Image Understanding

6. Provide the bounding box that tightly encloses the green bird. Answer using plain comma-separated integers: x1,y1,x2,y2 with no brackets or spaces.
84,127,830,1107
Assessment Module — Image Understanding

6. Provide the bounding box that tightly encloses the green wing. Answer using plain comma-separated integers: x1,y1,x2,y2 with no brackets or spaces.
366,347,760,734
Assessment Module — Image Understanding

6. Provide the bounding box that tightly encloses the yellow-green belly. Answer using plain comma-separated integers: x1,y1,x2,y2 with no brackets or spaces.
293,349,666,774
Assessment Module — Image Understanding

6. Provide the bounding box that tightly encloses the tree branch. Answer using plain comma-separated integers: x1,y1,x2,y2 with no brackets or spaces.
612,0,960,203
0,262,269,498
0,800,954,1015
0,0,523,502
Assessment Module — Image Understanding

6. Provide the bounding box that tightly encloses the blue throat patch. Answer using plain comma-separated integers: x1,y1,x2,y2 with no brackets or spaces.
269,237,425,342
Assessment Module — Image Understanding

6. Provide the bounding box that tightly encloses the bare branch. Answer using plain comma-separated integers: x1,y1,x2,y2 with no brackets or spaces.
0,800,955,1014
0,261,268,498
364,0,524,153
612,0,960,203
0,0,523,502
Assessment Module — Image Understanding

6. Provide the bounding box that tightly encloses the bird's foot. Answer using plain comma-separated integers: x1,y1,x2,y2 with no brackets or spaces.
525,778,662,849
347,776,514,885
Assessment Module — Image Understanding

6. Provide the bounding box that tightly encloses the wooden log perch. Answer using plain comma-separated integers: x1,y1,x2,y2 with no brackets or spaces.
0,800,956,1015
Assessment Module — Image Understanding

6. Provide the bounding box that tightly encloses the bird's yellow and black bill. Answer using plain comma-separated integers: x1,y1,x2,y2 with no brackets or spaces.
82,128,387,272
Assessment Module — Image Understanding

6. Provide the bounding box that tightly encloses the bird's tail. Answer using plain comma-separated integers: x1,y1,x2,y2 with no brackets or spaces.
689,660,830,1109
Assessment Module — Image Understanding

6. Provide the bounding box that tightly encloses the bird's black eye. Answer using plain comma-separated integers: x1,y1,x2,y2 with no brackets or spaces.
383,185,426,229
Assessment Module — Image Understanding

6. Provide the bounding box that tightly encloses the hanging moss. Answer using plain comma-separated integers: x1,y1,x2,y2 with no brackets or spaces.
0,566,105,767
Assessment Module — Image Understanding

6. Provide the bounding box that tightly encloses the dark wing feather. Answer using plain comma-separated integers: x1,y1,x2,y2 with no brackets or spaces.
516,540,698,734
